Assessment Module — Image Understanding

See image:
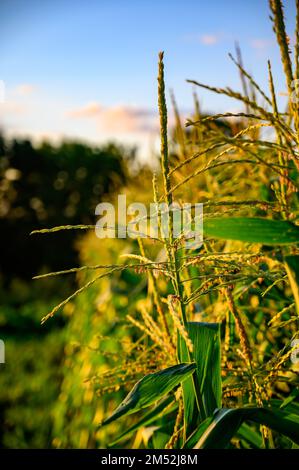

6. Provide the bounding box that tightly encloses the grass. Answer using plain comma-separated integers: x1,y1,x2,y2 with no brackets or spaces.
33,0,299,449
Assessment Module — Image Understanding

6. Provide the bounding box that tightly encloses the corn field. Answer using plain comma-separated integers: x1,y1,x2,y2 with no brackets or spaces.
33,0,299,449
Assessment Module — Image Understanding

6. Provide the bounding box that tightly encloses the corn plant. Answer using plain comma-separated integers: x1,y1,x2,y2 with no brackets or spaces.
33,0,299,448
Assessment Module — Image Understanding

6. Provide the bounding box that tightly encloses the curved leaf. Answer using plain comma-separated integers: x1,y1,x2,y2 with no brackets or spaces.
194,407,299,448
100,363,196,427
183,416,213,448
109,396,176,446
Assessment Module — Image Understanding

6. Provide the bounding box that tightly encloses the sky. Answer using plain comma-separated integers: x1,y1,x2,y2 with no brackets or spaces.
0,0,297,159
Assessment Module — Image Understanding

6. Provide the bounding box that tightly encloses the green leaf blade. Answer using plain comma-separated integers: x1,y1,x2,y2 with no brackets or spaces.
204,217,299,245
109,396,176,447
100,362,196,427
178,322,222,438
194,407,299,448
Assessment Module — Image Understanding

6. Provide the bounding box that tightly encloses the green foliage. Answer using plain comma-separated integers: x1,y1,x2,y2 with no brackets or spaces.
204,217,299,245
0,139,130,448
284,255,299,314
109,396,175,447
178,322,221,436
194,407,299,448
101,363,196,427
3,0,299,450
37,0,299,448
0,137,130,280
0,294,65,448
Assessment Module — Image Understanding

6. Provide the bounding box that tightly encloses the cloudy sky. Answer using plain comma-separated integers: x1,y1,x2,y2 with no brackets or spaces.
0,0,297,158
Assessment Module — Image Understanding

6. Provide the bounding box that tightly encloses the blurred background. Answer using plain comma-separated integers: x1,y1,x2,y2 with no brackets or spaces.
0,0,296,448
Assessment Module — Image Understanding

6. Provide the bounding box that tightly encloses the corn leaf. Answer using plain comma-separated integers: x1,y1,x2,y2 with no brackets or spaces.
236,423,263,448
183,416,213,448
194,407,299,448
178,322,221,438
100,363,196,427
109,396,176,446
204,217,299,245
279,388,299,409
270,398,299,414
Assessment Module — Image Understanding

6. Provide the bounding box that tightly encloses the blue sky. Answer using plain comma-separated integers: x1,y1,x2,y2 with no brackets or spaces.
0,0,297,158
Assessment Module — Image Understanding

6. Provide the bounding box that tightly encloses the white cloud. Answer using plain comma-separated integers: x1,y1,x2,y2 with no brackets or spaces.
14,83,36,96
0,101,26,115
67,102,157,134
67,101,102,118
0,84,37,118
